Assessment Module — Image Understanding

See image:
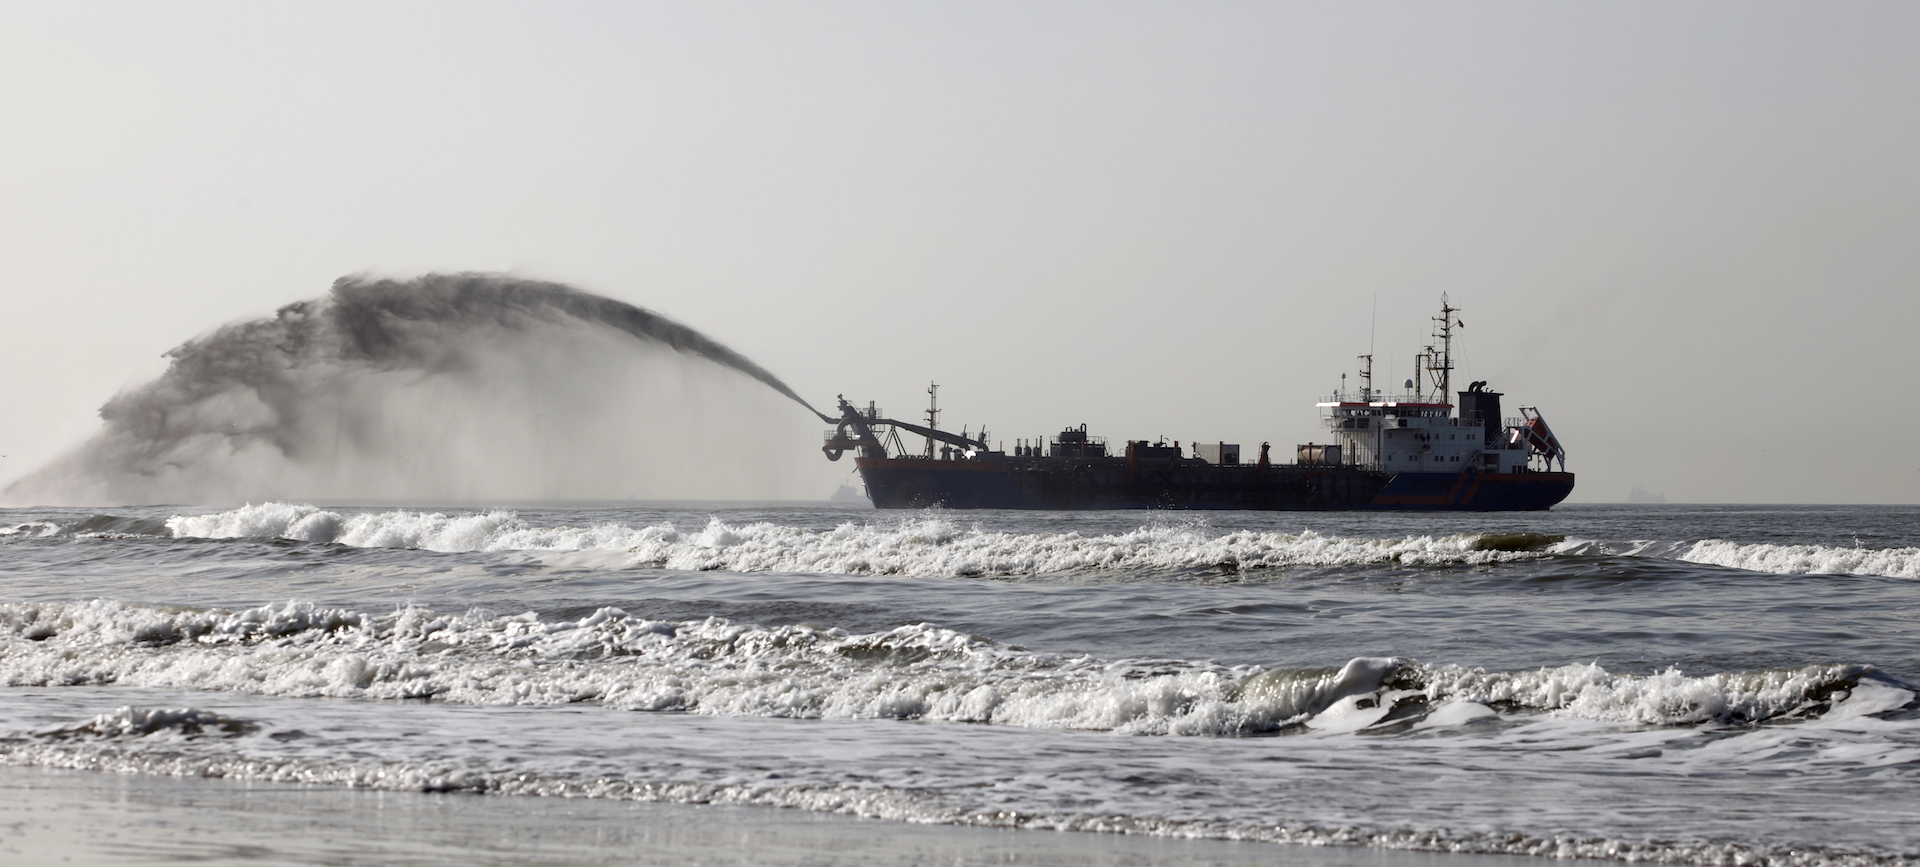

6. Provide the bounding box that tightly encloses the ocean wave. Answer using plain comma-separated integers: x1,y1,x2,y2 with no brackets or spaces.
44,706,257,739
1676,539,1920,579
0,521,61,539
15,502,1912,583
1420,661,1875,725
162,502,1547,577
1548,537,1920,580
0,713,1910,867
2,514,174,540
2,601,1903,734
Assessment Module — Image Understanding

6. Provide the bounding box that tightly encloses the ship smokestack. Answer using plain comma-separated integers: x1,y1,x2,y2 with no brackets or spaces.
1456,382,1502,447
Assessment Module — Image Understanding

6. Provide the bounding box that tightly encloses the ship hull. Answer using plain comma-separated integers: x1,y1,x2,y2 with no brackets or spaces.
855,458,1573,511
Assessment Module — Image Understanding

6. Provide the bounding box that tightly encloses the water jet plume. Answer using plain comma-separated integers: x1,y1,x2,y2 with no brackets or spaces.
6,272,837,505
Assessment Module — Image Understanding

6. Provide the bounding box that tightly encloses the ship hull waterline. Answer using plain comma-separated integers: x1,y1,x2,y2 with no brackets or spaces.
853,458,1574,511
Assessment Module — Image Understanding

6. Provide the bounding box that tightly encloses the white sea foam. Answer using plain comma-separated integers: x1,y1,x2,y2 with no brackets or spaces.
1413,698,1499,729
1676,539,1920,579
1548,535,1920,580
58,706,255,738
1417,660,1870,724
3,700,1914,867
165,502,1546,577
0,600,1895,735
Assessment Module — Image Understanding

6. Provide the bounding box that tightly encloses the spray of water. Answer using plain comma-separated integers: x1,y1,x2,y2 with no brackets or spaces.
5,273,838,505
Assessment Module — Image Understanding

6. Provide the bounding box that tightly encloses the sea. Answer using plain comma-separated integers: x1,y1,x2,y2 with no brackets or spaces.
1,501,1916,866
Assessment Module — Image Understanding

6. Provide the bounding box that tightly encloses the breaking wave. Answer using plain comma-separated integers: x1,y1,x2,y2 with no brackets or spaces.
43,706,257,740
1551,537,1920,580
4,712,1912,867
1675,539,1920,579
153,502,1548,576
151,502,1920,581
1,600,1906,734
24,503,1920,582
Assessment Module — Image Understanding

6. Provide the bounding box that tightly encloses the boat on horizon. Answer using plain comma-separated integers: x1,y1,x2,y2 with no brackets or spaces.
819,297,1573,511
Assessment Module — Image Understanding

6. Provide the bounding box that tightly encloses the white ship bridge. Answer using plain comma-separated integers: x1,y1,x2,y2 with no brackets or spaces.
1307,296,1565,475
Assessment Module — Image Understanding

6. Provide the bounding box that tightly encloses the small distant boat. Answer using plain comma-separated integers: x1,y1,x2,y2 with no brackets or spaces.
829,483,867,504
818,296,1574,511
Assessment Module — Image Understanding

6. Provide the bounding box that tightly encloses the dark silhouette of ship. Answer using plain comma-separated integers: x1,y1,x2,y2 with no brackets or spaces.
820,297,1572,511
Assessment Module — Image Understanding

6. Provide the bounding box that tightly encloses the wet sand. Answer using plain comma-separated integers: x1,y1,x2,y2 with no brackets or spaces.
0,764,1600,867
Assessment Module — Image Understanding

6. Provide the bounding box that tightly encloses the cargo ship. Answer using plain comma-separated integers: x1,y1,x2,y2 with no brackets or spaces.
820,297,1572,510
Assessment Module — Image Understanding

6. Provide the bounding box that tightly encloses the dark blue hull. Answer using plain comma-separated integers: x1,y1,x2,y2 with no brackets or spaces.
856,458,1573,511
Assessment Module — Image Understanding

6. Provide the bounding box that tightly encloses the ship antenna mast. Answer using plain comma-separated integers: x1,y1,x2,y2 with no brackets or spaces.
1427,293,1458,407
924,381,940,458
1361,294,1376,401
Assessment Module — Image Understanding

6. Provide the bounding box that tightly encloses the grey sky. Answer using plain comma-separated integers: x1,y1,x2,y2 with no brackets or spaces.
3,2,1916,504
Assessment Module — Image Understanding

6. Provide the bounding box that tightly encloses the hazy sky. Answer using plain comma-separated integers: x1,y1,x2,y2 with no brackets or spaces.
3,1,1916,504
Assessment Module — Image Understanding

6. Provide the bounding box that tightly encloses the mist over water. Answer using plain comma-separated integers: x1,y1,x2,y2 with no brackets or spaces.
4,273,835,505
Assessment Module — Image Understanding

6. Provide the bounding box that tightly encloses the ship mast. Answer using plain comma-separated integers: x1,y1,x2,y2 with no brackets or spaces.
1357,354,1373,401
1425,294,1458,406
924,382,940,458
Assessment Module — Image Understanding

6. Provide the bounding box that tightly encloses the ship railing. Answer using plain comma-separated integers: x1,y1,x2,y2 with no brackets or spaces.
1320,392,1453,406
1324,414,1468,429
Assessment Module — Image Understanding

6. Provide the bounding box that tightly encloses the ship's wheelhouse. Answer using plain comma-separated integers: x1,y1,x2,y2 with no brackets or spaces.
1316,395,1532,474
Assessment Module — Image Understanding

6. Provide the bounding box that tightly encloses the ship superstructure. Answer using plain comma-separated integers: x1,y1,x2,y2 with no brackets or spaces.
821,297,1573,511
1316,298,1565,477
